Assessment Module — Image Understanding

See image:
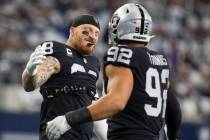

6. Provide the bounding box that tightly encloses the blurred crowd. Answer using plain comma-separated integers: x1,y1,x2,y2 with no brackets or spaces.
0,0,210,124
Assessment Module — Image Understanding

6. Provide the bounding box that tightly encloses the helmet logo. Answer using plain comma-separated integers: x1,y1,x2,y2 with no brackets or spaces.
111,15,120,28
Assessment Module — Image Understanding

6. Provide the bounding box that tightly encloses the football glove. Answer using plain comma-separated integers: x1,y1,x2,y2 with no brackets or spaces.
46,115,71,140
26,47,47,76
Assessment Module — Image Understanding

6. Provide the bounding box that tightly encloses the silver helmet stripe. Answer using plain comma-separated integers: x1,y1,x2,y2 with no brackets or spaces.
136,4,145,35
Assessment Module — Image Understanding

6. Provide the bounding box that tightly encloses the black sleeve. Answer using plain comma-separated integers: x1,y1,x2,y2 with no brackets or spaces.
166,90,182,140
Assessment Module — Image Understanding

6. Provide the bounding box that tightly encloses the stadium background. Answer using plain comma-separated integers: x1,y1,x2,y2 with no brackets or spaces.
0,0,210,139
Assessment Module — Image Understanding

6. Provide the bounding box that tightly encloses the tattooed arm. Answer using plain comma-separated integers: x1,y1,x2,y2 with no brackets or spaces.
22,56,60,92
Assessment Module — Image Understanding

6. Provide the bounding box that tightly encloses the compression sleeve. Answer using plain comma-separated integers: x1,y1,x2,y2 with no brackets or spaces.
166,91,182,140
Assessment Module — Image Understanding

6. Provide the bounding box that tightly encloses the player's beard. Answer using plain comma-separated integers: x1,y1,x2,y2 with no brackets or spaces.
78,42,95,55
74,36,96,55
83,44,95,55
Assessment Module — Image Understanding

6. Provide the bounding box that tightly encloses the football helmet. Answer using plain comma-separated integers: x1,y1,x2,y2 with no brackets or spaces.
108,3,154,45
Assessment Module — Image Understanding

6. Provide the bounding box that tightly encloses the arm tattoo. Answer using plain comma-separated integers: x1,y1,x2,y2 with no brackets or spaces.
22,56,60,91
35,56,60,88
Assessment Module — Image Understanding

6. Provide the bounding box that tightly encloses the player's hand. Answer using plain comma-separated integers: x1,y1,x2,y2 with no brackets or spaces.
26,47,47,76
46,115,71,140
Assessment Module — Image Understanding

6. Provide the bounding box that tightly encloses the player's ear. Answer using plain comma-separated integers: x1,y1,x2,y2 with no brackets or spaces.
69,27,75,35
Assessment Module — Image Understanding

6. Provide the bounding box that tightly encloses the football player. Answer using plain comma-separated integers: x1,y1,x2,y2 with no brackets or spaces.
46,3,182,140
22,15,101,140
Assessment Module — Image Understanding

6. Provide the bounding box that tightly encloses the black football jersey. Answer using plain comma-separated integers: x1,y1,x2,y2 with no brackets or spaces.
103,44,170,140
37,41,100,140
40,41,100,88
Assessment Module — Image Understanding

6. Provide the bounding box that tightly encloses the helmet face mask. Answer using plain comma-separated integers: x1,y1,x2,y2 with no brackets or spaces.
108,3,154,46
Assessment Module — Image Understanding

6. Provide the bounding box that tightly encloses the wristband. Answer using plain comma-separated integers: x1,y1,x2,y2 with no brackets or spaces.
65,107,92,127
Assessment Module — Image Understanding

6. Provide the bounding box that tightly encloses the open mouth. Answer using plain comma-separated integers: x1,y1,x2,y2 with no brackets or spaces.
86,41,96,47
